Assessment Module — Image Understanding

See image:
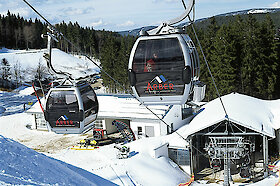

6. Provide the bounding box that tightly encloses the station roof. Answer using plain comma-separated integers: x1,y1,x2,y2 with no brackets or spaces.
26,94,169,121
176,93,280,138
97,94,169,121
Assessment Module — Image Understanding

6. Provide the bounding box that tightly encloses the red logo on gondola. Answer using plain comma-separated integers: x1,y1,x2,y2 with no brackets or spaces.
146,75,175,94
146,82,174,91
56,115,74,126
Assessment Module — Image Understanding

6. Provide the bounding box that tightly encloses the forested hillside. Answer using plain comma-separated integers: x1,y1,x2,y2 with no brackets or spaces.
194,8,280,30
1,11,280,100
192,14,280,100
0,11,136,92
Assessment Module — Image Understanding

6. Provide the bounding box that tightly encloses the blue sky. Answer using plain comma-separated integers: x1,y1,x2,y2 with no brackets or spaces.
0,0,280,31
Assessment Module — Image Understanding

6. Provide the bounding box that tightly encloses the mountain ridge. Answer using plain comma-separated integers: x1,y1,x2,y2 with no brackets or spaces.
118,8,280,36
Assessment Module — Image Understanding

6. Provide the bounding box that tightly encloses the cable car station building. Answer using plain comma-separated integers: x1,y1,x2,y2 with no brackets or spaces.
27,93,192,138
170,93,279,183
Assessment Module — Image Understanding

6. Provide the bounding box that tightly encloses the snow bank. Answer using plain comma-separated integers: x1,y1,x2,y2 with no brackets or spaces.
123,137,189,185
127,154,188,185
51,137,190,186
128,137,168,156
18,86,35,95
0,135,116,185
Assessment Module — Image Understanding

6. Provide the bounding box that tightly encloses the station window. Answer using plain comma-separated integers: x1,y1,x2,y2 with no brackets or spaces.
168,148,190,166
138,126,143,135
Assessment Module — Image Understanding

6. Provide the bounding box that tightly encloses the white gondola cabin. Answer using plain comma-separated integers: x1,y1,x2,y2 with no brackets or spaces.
128,33,200,105
44,80,98,134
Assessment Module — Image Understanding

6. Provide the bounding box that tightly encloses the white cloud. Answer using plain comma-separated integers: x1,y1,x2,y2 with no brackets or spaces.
117,20,135,28
88,19,104,28
60,7,93,16
270,1,280,8
0,1,30,16
0,7,31,17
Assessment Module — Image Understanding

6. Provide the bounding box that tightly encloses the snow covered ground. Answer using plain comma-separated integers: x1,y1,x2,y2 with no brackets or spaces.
1,47,280,184
0,135,116,186
0,90,37,117
0,113,190,185
0,89,190,185
1,88,280,185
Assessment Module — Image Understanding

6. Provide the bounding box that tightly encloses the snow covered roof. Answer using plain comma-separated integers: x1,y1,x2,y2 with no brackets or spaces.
26,94,169,121
177,93,280,138
94,94,168,120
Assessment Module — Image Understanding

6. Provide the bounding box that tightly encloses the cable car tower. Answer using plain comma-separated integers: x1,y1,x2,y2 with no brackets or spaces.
128,0,205,105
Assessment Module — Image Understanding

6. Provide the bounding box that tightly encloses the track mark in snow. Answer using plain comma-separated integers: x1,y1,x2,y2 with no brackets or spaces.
126,171,138,186
0,171,44,186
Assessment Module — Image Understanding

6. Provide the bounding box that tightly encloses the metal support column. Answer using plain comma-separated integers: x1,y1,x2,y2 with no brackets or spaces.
277,130,280,156
223,151,230,186
189,136,194,176
263,135,268,178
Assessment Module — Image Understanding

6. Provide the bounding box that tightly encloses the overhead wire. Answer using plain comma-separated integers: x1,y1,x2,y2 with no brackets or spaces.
21,0,188,143
23,0,231,170
185,2,235,180
23,0,236,164
188,20,230,122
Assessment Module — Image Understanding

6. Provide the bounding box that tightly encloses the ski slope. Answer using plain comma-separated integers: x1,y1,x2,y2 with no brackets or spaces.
0,135,116,186
0,48,100,81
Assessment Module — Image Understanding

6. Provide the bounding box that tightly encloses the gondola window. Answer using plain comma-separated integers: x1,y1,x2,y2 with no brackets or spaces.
132,38,185,97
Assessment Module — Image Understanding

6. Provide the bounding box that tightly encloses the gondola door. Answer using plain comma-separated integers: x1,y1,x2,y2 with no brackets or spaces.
45,88,83,133
79,85,99,129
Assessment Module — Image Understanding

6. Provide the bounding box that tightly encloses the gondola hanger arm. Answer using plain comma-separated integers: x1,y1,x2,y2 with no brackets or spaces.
166,0,195,26
145,0,195,36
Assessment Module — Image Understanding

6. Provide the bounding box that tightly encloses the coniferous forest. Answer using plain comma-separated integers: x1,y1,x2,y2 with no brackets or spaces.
193,15,280,101
0,11,280,100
